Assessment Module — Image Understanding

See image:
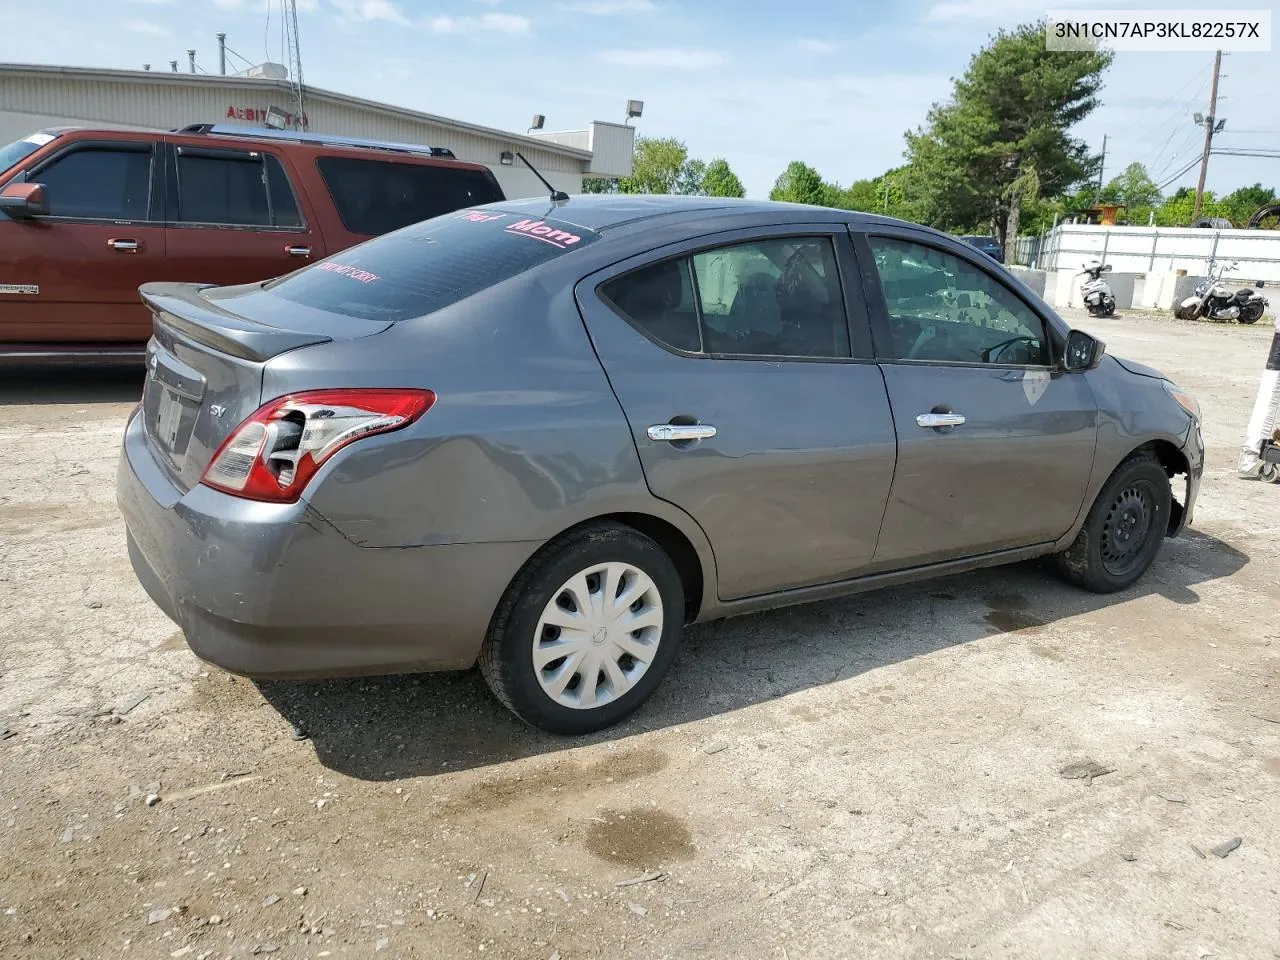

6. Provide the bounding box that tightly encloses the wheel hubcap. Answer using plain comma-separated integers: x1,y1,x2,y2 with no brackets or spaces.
532,561,664,710
1101,484,1154,576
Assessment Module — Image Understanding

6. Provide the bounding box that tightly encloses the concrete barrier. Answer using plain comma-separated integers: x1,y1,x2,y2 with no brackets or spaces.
1006,266,1047,298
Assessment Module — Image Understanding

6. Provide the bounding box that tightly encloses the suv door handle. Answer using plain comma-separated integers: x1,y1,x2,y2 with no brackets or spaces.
108,238,141,253
647,423,717,442
916,412,966,429
285,244,312,258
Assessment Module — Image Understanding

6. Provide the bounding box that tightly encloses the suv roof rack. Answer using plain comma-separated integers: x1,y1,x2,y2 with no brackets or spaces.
175,124,457,159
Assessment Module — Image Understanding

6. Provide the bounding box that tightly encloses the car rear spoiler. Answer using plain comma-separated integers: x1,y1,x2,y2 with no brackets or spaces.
139,282,334,363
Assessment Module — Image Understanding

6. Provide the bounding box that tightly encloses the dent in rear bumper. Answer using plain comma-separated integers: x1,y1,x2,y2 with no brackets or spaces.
117,411,538,679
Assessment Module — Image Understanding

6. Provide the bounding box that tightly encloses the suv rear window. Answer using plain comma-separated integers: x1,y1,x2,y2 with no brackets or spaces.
317,156,504,235
264,209,599,322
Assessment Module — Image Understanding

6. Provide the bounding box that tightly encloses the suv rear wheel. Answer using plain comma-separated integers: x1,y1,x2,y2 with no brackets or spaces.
479,523,684,734
1055,453,1171,593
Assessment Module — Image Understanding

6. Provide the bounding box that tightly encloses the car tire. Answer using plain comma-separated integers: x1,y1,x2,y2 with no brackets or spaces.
479,522,685,735
1054,452,1171,593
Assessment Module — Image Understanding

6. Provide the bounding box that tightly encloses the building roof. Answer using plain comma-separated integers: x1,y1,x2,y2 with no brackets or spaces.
0,62,592,162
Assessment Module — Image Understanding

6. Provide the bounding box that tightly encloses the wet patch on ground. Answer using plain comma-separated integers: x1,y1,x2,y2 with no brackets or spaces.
449,747,669,816
584,807,695,868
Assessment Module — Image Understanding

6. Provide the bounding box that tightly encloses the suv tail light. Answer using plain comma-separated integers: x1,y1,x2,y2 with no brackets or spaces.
201,389,435,503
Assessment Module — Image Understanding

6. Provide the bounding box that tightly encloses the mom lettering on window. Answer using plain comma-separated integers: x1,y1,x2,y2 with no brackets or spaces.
504,219,582,249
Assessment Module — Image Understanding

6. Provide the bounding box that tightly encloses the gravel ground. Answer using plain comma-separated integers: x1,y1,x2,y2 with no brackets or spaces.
1,309,1278,960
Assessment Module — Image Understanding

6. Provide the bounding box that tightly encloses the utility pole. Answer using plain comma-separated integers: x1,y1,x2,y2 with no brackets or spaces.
1193,49,1223,222
1096,134,1107,201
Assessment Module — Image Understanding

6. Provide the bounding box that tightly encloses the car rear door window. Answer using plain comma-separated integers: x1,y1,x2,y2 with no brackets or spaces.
601,236,851,359
317,156,504,235
867,237,1047,365
36,146,152,221
175,149,272,226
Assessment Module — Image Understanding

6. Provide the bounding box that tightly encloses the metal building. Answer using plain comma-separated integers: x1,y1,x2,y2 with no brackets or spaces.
0,62,635,197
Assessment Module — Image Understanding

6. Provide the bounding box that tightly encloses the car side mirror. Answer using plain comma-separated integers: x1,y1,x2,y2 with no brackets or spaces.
1063,329,1106,372
1101,263,1113,273
0,182,49,219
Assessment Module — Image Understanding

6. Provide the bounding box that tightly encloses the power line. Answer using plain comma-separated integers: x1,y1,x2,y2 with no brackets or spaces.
1157,156,1201,191
1153,127,1204,180
1142,77,1211,171
1213,148,1280,159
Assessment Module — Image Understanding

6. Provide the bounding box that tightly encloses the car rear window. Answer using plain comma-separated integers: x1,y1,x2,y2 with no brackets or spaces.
317,156,504,236
264,209,599,322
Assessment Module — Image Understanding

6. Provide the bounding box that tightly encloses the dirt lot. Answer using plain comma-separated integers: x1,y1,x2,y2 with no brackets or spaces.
1,309,1278,960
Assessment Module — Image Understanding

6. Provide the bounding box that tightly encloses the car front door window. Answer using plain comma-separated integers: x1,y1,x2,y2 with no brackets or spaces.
36,146,152,221
868,237,1047,366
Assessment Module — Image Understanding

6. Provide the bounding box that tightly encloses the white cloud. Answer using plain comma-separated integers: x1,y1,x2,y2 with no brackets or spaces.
208,0,318,8
426,12,531,34
924,0,1109,22
562,0,656,14
331,0,409,24
796,38,837,54
598,47,727,69
125,19,170,35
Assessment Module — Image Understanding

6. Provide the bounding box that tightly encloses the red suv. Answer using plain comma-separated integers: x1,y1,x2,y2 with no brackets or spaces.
0,124,504,360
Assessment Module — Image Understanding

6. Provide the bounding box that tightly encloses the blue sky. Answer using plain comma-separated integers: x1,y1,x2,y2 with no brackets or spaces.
5,0,1280,201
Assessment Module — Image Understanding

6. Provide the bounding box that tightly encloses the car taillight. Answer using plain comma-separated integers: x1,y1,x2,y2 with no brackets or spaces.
200,389,435,503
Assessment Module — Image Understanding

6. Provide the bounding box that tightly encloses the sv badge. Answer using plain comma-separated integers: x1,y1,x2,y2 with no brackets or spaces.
209,403,227,419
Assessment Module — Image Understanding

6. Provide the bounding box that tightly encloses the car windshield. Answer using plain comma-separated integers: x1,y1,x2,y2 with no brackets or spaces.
0,132,55,175
263,208,601,323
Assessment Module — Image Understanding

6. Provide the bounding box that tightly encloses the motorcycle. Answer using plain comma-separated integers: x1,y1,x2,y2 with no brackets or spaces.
1077,260,1116,317
1175,259,1269,324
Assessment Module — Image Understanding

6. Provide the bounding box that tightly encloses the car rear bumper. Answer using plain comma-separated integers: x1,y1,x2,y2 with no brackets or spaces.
117,410,538,679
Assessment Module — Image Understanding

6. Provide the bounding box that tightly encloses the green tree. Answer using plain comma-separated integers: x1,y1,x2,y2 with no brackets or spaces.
619,136,690,194
675,157,708,196
1155,188,1227,226
769,161,826,205
840,178,881,212
1220,182,1277,226
702,158,746,198
904,21,1112,243
583,137,722,196
1100,161,1161,209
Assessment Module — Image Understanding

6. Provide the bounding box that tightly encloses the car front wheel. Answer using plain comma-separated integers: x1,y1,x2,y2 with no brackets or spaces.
1054,452,1171,593
479,523,685,734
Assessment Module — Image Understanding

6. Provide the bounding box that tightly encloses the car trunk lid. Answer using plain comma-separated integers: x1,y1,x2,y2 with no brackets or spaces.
139,282,391,492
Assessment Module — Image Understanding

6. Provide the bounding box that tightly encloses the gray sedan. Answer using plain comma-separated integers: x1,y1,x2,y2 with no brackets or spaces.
118,196,1204,734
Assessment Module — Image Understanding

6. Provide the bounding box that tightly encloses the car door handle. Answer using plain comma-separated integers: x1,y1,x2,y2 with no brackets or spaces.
284,244,312,258
108,238,141,253
647,423,717,442
916,412,966,429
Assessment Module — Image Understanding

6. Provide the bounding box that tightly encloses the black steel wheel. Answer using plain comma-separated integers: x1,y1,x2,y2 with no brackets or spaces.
1055,453,1171,593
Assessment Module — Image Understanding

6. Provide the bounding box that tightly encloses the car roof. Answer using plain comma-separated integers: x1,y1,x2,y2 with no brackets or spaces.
487,194,916,233
32,125,491,171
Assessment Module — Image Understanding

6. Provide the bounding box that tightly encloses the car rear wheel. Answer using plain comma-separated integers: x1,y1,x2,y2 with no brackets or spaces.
1054,453,1171,593
479,523,684,735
